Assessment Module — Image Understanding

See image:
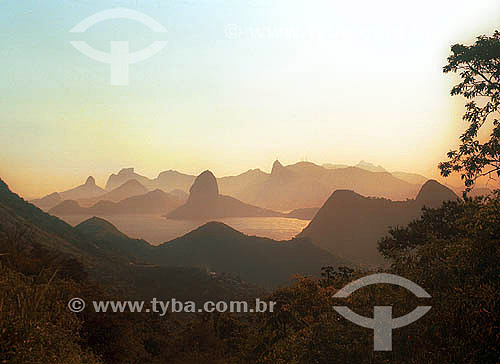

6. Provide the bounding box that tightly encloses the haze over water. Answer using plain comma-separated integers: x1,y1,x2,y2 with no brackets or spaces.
59,214,310,244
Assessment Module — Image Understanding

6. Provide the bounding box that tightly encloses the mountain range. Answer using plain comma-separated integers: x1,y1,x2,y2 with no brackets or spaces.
30,161,438,214
30,176,105,211
105,168,196,192
77,179,149,207
109,161,430,211
49,189,182,216
32,161,496,216
1,178,344,289
227,160,422,210
298,180,458,266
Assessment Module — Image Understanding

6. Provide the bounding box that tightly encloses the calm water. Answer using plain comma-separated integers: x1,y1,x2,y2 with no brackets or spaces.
60,214,310,245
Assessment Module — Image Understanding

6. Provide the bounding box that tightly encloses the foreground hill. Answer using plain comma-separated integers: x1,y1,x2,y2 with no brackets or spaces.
155,222,347,287
2,177,345,289
299,180,458,266
49,189,181,216
0,178,261,301
167,170,283,219
75,217,346,288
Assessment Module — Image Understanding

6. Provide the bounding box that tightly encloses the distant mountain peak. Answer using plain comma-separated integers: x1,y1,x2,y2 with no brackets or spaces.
271,160,286,175
118,168,135,176
355,160,387,173
168,170,282,219
188,170,219,204
85,176,96,185
271,160,295,181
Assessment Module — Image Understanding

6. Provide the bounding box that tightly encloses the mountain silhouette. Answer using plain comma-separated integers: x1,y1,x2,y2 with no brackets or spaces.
30,192,62,211
156,170,197,192
154,221,347,287
77,179,149,207
326,161,429,184
97,162,428,212
217,168,269,198
106,167,267,197
105,168,156,190
49,200,86,215
167,171,283,219
105,168,195,192
59,176,105,200
229,161,421,211
271,159,296,181
49,189,181,216
32,176,105,211
298,180,458,266
0,178,258,301
415,179,459,207
74,216,153,261
392,171,429,185
355,160,387,173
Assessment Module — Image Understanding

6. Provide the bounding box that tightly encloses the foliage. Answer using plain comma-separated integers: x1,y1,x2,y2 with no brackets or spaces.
378,194,500,363
439,30,500,190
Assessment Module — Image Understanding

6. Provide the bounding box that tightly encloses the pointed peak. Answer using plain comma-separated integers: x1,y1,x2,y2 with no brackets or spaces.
271,160,285,175
85,176,96,185
272,159,283,168
271,160,296,181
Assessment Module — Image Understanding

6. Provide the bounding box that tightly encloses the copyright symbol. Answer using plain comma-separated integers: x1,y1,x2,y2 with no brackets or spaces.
68,298,86,313
225,24,241,39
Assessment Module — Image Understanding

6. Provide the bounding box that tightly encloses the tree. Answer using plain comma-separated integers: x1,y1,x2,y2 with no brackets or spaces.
439,30,500,191
378,194,500,363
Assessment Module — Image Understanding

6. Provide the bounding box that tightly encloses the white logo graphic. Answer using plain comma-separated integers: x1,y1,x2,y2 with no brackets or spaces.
70,8,167,85
68,297,86,313
333,273,431,351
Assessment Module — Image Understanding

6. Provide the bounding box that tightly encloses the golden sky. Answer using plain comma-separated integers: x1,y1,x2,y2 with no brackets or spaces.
1,0,499,197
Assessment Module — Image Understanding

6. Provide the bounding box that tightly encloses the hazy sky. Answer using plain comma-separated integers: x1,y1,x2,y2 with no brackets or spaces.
1,0,499,197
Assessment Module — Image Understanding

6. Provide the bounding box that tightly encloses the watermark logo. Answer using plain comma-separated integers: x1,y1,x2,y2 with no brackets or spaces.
225,24,242,39
69,8,167,85
333,273,431,351
68,297,86,313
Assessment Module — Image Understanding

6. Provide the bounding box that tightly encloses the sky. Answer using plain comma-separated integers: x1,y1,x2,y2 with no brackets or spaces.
1,0,499,198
